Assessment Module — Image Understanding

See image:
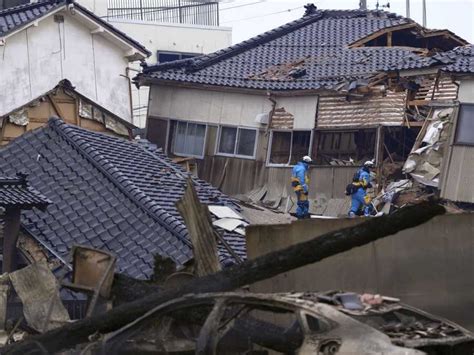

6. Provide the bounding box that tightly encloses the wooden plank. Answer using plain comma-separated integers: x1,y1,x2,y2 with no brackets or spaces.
176,178,221,277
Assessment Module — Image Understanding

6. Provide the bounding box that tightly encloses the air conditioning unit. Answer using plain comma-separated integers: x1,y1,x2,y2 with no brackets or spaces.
255,112,269,125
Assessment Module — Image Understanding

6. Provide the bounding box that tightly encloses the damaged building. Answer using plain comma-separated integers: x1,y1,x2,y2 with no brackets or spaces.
135,6,468,214
389,44,474,204
0,0,150,127
0,118,246,281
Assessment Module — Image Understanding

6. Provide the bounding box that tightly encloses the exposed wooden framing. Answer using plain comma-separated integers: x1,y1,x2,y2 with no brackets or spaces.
375,126,384,194
408,99,433,106
387,31,393,47
47,94,65,119
348,23,417,48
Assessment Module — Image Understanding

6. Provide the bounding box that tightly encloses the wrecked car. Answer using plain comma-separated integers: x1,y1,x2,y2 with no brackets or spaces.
95,292,474,354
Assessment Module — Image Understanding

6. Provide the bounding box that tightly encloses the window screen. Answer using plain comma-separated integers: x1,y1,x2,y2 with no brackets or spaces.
172,121,206,157
455,104,474,145
290,131,312,165
217,127,256,157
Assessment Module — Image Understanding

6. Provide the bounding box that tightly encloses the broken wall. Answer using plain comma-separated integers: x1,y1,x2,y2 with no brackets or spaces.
0,87,132,146
247,213,474,331
0,13,133,122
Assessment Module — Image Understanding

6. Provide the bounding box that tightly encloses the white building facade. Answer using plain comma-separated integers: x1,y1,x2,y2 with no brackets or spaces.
0,1,150,123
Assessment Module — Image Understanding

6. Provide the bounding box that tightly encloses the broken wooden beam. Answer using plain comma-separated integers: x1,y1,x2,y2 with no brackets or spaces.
176,178,221,277
3,202,445,354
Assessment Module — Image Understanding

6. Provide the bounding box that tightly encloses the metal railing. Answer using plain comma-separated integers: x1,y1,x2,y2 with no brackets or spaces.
107,0,220,26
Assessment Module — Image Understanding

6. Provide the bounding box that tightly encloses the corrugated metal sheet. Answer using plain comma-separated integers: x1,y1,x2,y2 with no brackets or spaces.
270,107,294,129
317,91,407,128
414,76,459,101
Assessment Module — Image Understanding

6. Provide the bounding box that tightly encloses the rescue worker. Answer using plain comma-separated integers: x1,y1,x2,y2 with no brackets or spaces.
348,160,375,217
291,156,312,219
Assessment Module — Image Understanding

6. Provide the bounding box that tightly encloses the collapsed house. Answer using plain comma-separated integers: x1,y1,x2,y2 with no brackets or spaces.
388,44,474,204
0,0,150,125
135,5,468,215
0,118,246,281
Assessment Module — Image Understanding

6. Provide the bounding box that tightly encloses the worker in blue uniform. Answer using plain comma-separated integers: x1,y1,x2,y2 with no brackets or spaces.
291,156,312,219
349,160,375,217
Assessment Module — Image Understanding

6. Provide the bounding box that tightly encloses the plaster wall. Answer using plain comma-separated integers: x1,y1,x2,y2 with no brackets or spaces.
247,213,474,331
149,85,319,129
149,85,273,128
0,12,132,121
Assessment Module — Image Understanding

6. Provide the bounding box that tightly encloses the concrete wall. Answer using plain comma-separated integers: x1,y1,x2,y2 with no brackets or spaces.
440,78,474,203
246,213,474,331
0,10,133,122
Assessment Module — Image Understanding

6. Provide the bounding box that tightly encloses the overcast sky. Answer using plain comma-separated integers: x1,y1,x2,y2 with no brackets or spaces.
219,0,474,44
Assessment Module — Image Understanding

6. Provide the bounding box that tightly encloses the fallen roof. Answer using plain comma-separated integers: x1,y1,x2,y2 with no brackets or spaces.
0,118,246,279
393,44,474,73
0,173,51,210
136,9,465,91
0,0,150,57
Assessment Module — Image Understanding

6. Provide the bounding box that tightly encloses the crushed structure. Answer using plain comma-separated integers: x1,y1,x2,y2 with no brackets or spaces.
135,6,470,216
0,117,246,280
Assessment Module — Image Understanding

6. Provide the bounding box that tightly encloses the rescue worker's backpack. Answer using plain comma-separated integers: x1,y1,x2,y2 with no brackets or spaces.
345,183,358,196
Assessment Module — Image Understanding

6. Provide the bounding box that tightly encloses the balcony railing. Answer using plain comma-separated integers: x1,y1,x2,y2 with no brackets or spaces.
107,0,220,26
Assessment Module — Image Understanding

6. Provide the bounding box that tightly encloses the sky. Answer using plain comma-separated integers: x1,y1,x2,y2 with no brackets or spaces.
218,0,474,44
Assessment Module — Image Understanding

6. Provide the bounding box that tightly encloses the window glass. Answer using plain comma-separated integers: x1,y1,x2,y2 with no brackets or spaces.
290,131,312,165
270,131,292,164
158,52,181,63
237,129,256,157
172,121,206,157
218,127,237,154
455,104,474,145
174,121,187,154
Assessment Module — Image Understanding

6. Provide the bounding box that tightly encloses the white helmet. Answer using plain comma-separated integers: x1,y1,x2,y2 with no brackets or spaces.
364,160,375,167
302,156,313,163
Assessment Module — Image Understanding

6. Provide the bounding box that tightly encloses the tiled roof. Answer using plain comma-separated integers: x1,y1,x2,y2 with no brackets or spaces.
0,0,150,56
393,45,474,73
137,9,427,90
0,173,51,210
0,118,245,279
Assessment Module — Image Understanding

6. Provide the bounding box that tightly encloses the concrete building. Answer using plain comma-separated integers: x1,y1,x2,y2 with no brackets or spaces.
78,0,232,127
0,0,150,129
136,7,466,212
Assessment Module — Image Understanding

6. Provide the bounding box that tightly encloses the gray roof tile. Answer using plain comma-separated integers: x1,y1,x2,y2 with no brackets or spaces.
138,9,425,90
0,118,245,279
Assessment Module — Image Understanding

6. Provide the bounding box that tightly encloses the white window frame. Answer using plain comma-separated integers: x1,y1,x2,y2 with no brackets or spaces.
266,129,314,167
171,120,208,159
215,125,258,159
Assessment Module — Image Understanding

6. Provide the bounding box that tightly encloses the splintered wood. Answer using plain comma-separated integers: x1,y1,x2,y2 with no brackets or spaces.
176,178,221,277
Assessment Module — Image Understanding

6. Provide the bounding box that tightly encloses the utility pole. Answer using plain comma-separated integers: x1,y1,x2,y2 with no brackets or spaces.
422,0,427,27
359,0,367,10
406,0,410,18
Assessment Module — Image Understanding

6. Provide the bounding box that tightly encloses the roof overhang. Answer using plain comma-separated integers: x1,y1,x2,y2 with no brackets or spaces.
0,4,149,61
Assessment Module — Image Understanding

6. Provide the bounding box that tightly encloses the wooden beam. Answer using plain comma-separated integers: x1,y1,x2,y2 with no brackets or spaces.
3,202,446,354
47,95,65,119
90,27,104,34
387,31,393,47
